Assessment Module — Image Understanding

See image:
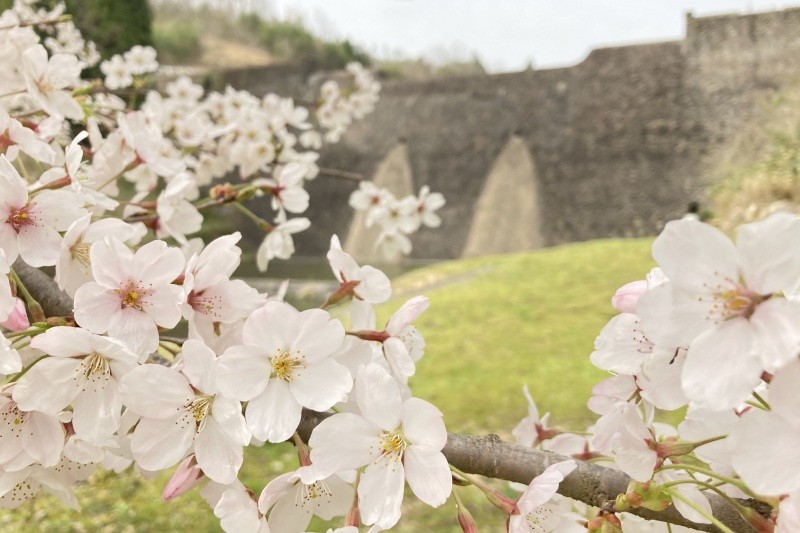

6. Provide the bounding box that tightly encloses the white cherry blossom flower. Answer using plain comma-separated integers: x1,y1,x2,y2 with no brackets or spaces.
216,301,351,443
0,155,87,267
0,456,93,510
512,385,553,448
309,363,452,530
123,45,158,75
155,173,202,245
508,460,577,533
256,162,310,216
214,486,269,533
256,218,310,272
0,109,55,164
55,214,144,297
327,234,391,305
730,357,800,496
21,44,83,120
0,389,65,471
381,295,429,382
415,185,445,229
257,465,353,532
14,327,138,443
183,233,260,346
100,54,132,90
73,237,185,356
120,340,249,483
638,213,800,410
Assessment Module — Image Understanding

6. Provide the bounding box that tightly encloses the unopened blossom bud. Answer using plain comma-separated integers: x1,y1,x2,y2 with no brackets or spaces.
586,513,623,533
653,435,724,459
611,280,647,313
484,487,519,515
162,455,204,501
236,186,258,202
210,183,236,202
345,497,360,526
739,506,776,533
1,298,28,331
456,501,478,533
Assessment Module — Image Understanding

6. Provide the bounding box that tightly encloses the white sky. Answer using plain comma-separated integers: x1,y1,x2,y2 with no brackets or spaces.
267,0,800,72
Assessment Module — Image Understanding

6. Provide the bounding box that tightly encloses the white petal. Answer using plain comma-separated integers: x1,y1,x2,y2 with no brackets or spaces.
108,307,158,356
242,302,297,351
72,379,120,443
142,284,184,329
290,309,345,361
309,413,380,476
245,379,302,443
358,456,405,528
402,397,446,449
119,365,193,418
12,358,80,413
682,319,763,410
216,345,270,401
73,283,118,333
382,337,415,379
652,219,738,293
403,445,451,507
131,415,195,471
195,417,244,484
737,212,800,294
671,484,712,524
181,339,218,394
385,296,428,336
290,358,351,411
750,298,800,370
730,410,800,496
356,364,402,431
356,266,391,303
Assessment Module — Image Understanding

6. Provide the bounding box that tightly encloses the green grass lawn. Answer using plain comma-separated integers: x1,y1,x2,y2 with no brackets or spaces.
0,238,655,532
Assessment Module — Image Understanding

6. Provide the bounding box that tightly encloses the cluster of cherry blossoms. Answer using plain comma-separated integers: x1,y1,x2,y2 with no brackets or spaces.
0,1,463,531
349,182,445,259
6,1,800,532
504,212,800,532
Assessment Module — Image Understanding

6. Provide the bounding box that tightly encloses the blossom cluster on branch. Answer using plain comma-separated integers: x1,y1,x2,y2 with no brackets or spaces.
0,1,795,532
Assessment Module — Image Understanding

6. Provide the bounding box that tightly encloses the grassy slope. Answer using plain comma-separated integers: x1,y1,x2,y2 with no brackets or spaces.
0,238,654,532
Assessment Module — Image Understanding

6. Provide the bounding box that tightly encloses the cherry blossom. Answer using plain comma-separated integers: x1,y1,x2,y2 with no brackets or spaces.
257,466,353,532
0,155,87,267
216,301,351,443
637,213,800,409
309,363,452,530
55,214,144,297
73,237,185,356
508,460,578,533
256,218,310,272
14,327,138,443
119,340,249,483
183,233,261,346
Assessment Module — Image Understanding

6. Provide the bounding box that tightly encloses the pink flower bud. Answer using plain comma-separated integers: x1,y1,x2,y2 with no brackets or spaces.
485,488,519,515
456,502,478,533
611,280,647,314
1,299,29,331
162,455,204,501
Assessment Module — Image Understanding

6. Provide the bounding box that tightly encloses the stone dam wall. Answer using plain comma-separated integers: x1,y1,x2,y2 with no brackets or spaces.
219,7,800,261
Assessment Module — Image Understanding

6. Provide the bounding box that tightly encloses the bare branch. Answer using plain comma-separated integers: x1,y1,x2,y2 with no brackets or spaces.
13,260,73,318
19,267,766,532
318,167,364,181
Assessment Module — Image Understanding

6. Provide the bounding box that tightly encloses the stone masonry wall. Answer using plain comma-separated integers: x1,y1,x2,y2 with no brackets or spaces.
223,7,800,260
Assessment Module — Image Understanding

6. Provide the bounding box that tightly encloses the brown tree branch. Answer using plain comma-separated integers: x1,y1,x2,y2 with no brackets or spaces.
13,260,73,318
20,267,766,532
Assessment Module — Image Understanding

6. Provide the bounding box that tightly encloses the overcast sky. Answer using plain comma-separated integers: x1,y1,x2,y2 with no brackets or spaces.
267,0,800,72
